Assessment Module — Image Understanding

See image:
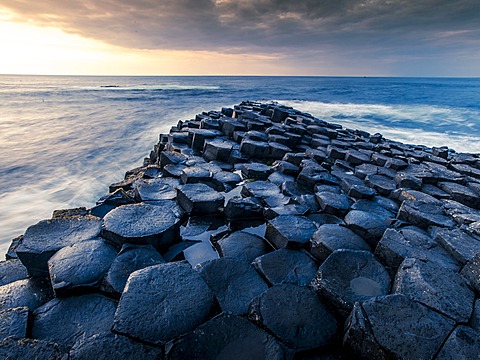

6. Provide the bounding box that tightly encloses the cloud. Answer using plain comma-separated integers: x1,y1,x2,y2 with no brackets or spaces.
1,0,479,75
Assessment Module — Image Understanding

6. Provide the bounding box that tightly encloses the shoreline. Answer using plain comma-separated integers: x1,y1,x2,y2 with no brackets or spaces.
1,101,479,358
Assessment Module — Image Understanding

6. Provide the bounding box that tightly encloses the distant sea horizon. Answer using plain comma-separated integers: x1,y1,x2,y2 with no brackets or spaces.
1,75,479,255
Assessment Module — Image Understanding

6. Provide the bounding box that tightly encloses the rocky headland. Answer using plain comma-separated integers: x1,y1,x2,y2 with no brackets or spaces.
1,101,479,359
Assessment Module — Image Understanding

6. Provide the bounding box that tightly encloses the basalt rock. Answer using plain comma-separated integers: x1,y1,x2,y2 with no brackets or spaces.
344,294,455,360
112,262,215,346
0,259,28,287
16,216,102,277
0,307,29,340
5,101,480,358
102,244,165,297
249,284,337,351
310,224,371,262
166,313,286,360
252,249,318,287
265,215,317,249
195,257,268,315
32,294,117,347
102,202,181,250
311,250,390,316
48,239,117,296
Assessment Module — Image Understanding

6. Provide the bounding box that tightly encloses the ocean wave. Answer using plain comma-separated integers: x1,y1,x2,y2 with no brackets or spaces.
279,100,480,153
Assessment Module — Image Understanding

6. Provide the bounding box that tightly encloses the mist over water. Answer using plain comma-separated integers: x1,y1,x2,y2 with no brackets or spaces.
1,75,479,255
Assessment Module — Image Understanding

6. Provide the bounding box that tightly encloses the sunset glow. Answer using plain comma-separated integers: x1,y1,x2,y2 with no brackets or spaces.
0,1,479,76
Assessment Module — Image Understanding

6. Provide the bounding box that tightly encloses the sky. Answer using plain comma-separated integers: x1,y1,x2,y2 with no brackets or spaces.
0,0,479,76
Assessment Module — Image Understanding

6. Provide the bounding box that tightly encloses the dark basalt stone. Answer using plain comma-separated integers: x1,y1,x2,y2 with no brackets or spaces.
134,178,177,202
471,299,480,331
189,128,221,150
344,210,389,248
429,226,480,264
364,174,396,196
265,215,317,249
102,202,181,251
177,183,224,215
0,307,28,340
315,191,353,216
239,139,270,158
16,216,102,277
311,250,390,316
215,231,270,263
32,294,117,347
436,326,480,360
91,188,136,218
438,181,480,209
0,259,28,287
297,167,340,189
310,224,371,263
375,227,459,276
180,166,212,184
195,258,268,315
48,239,117,296
394,258,474,323
112,262,215,346
249,284,337,351
339,175,376,199
397,199,455,228
102,244,165,297
163,163,187,177
241,162,272,180
241,180,280,199
345,149,370,165
0,338,67,359
460,251,480,293
252,249,318,287
224,196,264,220
69,332,163,360
344,294,455,360
212,171,242,191
159,151,187,168
0,278,52,311
166,313,286,360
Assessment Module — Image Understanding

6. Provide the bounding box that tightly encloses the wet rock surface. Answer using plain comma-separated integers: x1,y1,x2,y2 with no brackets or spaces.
195,257,268,315
311,250,391,316
166,313,286,360
112,262,215,345
344,294,455,360
2,101,480,357
249,284,337,351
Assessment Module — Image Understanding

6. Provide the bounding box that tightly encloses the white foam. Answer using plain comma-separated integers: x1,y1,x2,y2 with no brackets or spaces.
278,100,480,153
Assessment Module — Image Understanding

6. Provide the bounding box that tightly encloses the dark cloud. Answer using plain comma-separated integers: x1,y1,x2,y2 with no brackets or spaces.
1,0,479,74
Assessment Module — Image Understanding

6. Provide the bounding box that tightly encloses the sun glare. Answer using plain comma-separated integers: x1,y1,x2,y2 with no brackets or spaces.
0,8,288,76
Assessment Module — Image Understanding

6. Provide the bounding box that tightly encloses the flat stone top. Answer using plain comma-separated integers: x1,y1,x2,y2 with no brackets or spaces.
17,216,102,253
103,203,179,239
178,183,224,202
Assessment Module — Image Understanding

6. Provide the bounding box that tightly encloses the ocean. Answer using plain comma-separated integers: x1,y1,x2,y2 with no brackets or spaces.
1,75,479,255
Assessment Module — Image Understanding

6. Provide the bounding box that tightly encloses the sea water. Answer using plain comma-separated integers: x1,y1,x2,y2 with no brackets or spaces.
1,75,479,254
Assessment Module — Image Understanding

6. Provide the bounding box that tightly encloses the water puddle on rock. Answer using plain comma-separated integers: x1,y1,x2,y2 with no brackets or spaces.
350,277,382,297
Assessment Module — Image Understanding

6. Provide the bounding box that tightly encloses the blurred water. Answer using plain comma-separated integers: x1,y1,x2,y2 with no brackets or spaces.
1,75,479,255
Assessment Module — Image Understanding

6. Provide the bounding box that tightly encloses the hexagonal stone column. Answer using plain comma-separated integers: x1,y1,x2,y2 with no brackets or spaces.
249,284,337,352
112,262,215,345
344,294,455,360
195,257,268,315
177,183,224,215
47,239,117,296
265,215,317,249
166,313,286,359
393,258,474,323
16,216,102,277
311,250,390,316
102,202,181,251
